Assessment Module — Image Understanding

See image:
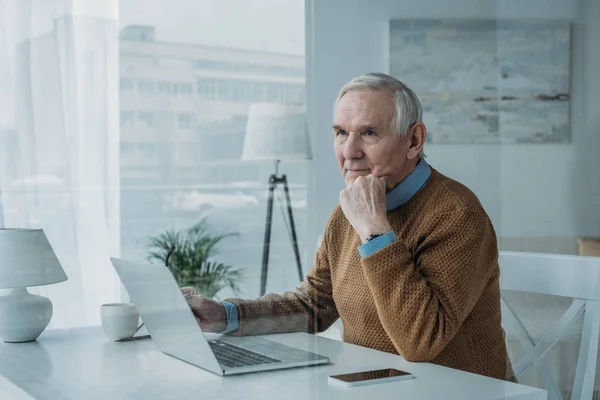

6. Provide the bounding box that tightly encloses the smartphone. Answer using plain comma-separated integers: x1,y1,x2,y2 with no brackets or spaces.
328,368,413,387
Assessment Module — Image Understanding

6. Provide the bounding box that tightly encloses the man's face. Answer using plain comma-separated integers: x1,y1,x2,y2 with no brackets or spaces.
333,90,414,190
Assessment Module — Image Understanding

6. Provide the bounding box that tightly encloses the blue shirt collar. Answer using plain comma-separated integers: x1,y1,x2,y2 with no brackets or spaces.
386,159,432,211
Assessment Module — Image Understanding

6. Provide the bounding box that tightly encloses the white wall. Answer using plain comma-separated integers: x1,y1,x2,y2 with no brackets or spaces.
305,0,600,257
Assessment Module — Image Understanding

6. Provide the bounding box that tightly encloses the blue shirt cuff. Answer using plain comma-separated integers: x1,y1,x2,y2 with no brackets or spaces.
358,231,397,257
220,301,239,334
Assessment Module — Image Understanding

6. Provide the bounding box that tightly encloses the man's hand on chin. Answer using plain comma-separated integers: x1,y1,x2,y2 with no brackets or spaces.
340,174,392,244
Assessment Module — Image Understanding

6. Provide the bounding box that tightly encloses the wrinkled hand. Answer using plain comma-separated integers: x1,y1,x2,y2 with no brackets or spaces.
339,175,392,243
181,287,227,333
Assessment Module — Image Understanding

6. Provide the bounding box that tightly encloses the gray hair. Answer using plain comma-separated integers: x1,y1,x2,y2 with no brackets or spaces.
335,72,425,157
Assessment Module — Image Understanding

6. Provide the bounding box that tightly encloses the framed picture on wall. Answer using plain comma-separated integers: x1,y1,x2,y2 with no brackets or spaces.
389,19,571,144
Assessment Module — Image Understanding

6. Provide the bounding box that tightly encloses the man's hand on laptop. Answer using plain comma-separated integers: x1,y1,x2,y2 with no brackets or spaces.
181,287,228,333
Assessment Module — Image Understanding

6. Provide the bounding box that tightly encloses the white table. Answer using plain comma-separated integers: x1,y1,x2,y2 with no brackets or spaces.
0,327,546,400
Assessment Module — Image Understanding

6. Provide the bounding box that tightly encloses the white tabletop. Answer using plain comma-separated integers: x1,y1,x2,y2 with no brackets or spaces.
0,327,546,400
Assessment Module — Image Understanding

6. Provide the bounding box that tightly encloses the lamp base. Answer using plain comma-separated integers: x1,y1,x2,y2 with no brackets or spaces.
0,287,53,343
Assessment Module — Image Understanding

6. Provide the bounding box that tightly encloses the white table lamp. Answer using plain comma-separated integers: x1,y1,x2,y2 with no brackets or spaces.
0,229,67,342
241,103,312,296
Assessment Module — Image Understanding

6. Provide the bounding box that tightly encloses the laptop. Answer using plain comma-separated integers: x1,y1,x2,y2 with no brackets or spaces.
110,257,330,376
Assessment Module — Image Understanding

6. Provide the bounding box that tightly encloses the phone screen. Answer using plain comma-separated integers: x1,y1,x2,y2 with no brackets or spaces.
330,368,410,383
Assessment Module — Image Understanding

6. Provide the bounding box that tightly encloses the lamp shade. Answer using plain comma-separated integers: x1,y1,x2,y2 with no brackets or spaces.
242,103,312,162
0,229,67,289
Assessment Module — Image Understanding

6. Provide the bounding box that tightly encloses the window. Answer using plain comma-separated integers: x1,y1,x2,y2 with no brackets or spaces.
216,81,232,100
119,0,306,301
177,113,193,130
158,81,172,94
266,83,281,102
284,84,304,103
3,0,305,331
174,82,193,95
195,79,302,103
154,111,173,127
172,143,195,166
120,78,135,91
138,79,154,94
120,110,135,127
120,142,135,155
251,83,266,101
138,111,154,127
120,143,158,166
197,79,217,100
138,143,156,157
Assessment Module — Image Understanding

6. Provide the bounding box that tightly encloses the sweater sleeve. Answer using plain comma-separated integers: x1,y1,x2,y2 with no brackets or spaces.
223,221,339,336
360,206,497,362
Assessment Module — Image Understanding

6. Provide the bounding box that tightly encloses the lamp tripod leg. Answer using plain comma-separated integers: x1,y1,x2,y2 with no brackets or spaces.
260,176,276,297
282,176,303,282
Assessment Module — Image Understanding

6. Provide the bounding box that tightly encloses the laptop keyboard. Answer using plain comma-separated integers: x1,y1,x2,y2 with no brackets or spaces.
209,340,282,369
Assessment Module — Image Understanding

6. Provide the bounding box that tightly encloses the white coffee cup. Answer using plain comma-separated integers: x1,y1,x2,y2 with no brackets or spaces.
100,303,143,341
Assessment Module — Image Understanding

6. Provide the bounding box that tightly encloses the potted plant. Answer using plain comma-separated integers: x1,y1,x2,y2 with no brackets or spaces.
145,218,242,299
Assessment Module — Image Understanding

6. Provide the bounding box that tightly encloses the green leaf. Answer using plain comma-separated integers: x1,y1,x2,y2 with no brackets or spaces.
144,218,243,298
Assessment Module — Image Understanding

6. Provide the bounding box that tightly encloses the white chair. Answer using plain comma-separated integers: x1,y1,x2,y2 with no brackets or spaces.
500,251,600,400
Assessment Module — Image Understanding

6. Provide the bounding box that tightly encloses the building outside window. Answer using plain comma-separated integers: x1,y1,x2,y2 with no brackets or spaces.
138,79,154,94
157,81,172,94
177,113,193,130
138,111,154,127
119,0,307,299
120,110,135,127
120,78,135,92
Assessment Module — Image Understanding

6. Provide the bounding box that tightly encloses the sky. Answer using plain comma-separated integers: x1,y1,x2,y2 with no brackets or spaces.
119,0,305,55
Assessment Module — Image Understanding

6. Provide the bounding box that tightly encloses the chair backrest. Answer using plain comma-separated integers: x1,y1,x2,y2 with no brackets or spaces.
499,251,600,400
500,251,600,300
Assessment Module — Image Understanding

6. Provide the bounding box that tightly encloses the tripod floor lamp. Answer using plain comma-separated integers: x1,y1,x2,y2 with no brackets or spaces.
242,103,312,296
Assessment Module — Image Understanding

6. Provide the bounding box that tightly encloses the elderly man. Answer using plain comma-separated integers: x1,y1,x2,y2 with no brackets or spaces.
184,72,513,380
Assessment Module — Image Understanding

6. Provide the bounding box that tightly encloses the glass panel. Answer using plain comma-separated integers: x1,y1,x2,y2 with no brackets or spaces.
119,0,306,301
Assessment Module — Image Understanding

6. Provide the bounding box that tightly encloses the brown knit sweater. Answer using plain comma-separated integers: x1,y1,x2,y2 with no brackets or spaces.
225,168,512,380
